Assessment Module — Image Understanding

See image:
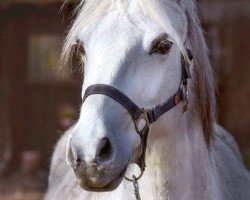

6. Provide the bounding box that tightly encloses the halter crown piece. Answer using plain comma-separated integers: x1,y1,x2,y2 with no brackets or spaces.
83,49,193,200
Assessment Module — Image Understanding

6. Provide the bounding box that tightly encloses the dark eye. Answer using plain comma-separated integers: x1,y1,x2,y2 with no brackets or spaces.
150,34,173,55
76,40,85,55
71,40,85,69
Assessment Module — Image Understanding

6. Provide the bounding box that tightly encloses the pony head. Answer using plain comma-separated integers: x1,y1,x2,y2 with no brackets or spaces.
64,0,215,192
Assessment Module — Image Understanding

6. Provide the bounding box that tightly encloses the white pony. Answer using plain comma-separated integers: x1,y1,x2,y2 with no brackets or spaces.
45,0,250,199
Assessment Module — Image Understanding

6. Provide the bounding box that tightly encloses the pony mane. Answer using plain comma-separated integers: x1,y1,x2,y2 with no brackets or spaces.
61,0,216,144
180,0,216,143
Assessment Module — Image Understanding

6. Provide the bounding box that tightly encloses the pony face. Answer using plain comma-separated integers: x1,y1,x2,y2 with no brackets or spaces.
66,1,188,192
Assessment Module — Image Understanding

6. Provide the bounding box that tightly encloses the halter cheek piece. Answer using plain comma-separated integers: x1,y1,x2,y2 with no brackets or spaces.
83,49,193,183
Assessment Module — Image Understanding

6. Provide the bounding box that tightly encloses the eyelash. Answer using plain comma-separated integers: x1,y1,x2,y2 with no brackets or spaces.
150,36,173,55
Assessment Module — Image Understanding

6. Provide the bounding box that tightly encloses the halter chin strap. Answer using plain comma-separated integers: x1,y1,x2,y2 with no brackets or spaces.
82,49,193,180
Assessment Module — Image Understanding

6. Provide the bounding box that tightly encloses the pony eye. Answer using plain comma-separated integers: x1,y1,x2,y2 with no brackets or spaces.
150,35,173,55
76,40,85,55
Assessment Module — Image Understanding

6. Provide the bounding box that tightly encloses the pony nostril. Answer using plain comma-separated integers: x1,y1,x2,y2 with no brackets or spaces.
75,156,83,168
76,157,82,163
97,138,112,162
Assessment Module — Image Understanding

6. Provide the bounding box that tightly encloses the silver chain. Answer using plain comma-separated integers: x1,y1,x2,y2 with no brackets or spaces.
132,175,141,200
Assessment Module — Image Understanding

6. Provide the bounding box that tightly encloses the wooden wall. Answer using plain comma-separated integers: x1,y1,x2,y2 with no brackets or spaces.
200,0,250,166
0,2,81,171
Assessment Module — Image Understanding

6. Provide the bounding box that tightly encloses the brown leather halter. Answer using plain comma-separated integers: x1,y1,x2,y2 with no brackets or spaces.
83,49,193,182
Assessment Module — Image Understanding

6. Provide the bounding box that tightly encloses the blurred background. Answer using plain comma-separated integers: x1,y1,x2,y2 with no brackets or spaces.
0,0,249,199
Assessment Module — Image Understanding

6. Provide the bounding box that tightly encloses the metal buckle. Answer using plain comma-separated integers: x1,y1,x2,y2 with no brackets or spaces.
134,108,150,134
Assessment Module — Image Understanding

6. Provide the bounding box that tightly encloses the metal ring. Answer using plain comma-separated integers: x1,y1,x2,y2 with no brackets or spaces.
134,108,149,134
124,167,144,182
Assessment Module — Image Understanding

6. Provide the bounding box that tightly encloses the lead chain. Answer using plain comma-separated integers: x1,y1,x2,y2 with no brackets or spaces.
132,175,141,200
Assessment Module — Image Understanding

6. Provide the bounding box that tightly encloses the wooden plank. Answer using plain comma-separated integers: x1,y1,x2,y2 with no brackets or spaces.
200,1,250,23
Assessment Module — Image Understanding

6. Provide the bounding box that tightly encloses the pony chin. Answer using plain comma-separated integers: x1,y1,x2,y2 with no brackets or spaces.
76,164,128,192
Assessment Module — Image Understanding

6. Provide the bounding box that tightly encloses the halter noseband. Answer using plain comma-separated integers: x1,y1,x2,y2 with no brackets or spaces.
82,49,193,183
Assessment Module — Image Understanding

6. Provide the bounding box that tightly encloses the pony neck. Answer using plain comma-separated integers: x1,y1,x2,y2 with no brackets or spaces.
139,109,216,199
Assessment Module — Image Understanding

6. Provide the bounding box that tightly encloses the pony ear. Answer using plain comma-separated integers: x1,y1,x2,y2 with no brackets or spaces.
186,10,216,144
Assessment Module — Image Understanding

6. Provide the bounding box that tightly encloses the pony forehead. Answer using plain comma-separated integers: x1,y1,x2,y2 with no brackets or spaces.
129,0,188,41
79,1,187,44
62,0,188,64
83,0,187,40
